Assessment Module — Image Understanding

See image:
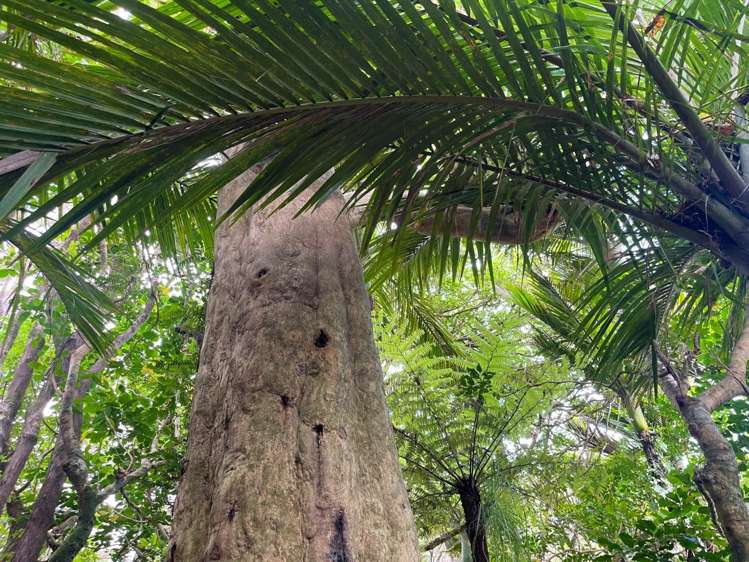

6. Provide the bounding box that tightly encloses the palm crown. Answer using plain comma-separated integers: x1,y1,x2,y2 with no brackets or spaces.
1,0,748,359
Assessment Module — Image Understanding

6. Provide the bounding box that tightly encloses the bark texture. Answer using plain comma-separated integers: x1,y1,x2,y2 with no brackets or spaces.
0,336,78,511
0,324,45,456
170,166,418,561
684,398,749,560
657,346,749,562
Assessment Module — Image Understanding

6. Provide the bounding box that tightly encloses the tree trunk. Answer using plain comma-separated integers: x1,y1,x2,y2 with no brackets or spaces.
681,397,749,561
0,324,45,456
617,387,665,478
460,531,473,562
9,411,78,561
0,260,27,368
657,349,749,562
9,346,90,562
0,336,78,511
456,479,489,562
8,296,153,561
169,166,418,561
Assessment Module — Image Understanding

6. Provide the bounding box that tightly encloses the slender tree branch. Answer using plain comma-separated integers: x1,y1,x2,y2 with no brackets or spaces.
699,296,749,411
422,524,467,551
0,324,46,456
9,293,156,562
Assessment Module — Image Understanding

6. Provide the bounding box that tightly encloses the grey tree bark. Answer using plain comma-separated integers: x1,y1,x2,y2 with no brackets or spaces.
169,165,419,561
0,336,78,512
656,304,749,562
0,324,45,456
7,297,154,561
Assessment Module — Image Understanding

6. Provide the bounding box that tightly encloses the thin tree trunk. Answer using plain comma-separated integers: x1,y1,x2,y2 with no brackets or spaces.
169,166,418,561
43,337,94,562
0,324,45,456
616,385,665,478
8,342,88,562
0,336,78,511
460,531,473,562
7,297,154,561
46,338,165,562
657,328,749,561
0,312,22,369
456,478,489,562
9,409,77,562
0,260,27,368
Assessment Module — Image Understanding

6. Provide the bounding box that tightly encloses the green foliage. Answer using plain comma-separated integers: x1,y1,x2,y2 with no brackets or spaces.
377,278,569,560
594,468,728,561
2,1,749,559
2,0,749,351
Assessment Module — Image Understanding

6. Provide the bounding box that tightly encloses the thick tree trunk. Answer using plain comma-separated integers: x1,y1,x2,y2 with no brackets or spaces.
456,479,489,562
169,166,418,561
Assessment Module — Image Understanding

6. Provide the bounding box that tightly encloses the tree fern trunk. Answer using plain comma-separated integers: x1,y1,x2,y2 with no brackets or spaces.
457,479,489,562
169,165,418,561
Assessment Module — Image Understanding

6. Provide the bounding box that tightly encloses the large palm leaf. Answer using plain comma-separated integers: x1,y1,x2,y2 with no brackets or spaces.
2,0,749,343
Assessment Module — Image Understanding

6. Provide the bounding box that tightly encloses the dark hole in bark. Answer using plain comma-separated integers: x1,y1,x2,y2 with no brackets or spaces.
329,511,351,562
228,505,236,521
313,424,324,448
314,330,329,348
256,267,269,279
281,395,290,407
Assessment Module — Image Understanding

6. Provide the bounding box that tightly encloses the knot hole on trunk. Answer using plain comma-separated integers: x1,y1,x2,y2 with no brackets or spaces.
314,330,329,348
256,267,269,279
313,423,324,448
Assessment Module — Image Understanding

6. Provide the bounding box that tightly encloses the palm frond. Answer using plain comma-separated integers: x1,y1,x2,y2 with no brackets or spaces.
2,0,749,342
